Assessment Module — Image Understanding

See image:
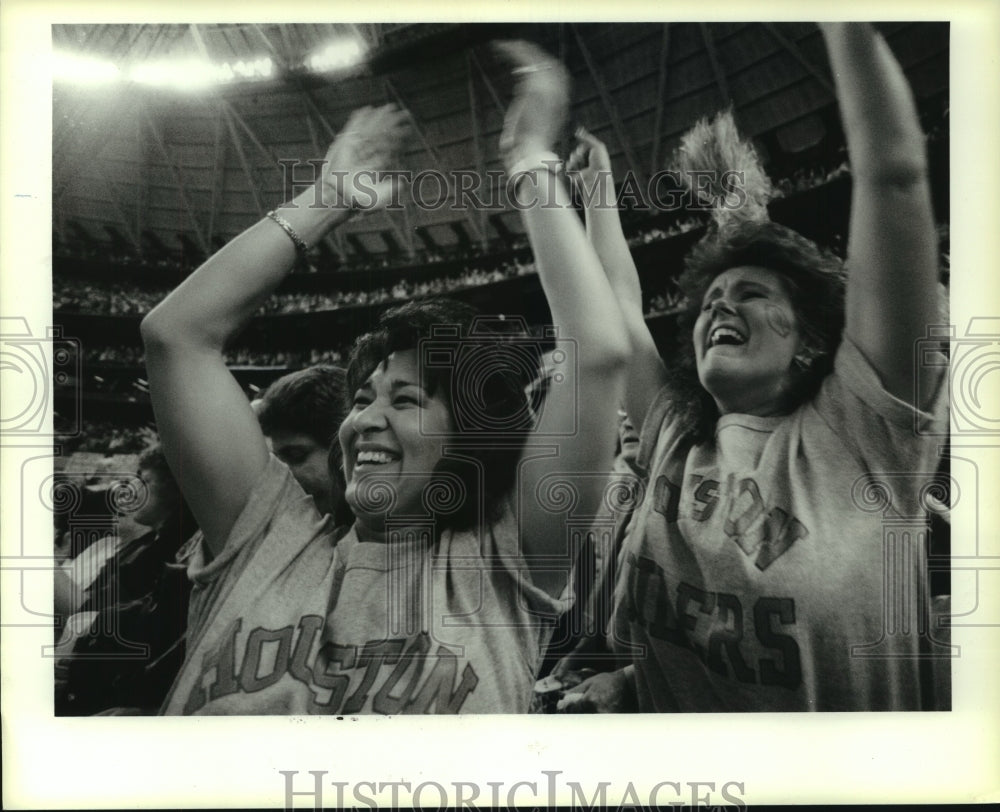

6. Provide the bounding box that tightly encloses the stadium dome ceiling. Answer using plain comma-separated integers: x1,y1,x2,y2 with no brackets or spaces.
52,21,948,265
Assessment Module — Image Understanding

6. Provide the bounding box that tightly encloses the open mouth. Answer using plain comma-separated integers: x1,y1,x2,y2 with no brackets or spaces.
354,449,401,469
708,326,747,348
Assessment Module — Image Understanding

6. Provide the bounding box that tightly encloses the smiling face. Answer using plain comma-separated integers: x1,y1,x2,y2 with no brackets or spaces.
693,265,802,416
338,350,454,535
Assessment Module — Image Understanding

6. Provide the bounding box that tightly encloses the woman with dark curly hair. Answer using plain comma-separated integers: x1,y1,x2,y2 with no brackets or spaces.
142,41,630,715
558,23,948,712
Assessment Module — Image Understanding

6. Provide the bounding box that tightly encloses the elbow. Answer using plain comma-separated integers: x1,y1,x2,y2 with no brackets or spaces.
140,305,193,355
140,300,201,355
141,302,220,354
140,307,170,352
854,151,929,192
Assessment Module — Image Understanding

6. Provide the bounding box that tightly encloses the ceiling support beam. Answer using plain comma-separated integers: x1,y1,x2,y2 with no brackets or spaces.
762,23,836,96
397,193,415,258
700,24,732,108
468,49,506,120
571,24,649,190
650,23,672,175
224,102,282,181
208,107,227,248
95,167,141,251
222,105,266,220
252,23,289,70
383,77,484,244
135,112,145,244
142,106,210,255
103,23,133,58
53,92,136,205
188,22,211,61
467,53,488,251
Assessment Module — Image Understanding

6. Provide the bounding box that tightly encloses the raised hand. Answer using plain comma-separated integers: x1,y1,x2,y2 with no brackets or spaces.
493,40,570,168
320,104,409,213
566,126,613,204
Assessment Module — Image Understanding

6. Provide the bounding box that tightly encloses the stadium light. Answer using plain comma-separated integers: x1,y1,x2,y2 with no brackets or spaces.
306,38,366,73
129,58,219,90
52,51,121,84
52,49,275,92
128,56,273,90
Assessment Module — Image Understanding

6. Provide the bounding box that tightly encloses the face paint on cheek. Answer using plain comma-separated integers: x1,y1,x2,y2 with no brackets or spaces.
764,304,793,338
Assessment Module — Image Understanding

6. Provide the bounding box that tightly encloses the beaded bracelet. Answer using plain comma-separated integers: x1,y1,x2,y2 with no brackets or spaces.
266,210,308,265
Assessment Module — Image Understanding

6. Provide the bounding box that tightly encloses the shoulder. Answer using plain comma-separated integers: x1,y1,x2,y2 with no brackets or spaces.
189,456,332,584
805,335,947,464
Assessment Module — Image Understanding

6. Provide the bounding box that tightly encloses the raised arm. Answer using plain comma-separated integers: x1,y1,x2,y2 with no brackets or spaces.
566,128,669,435
140,106,407,555
821,23,939,407
494,41,630,595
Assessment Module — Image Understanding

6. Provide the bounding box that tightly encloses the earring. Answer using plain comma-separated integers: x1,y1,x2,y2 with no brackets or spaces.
793,346,821,369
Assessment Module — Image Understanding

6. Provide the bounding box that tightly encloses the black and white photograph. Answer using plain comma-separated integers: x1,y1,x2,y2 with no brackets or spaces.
2,0,998,808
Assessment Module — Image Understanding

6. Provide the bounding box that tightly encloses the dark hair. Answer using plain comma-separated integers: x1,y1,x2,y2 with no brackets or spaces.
257,365,347,449
254,365,353,528
344,298,536,531
667,220,847,442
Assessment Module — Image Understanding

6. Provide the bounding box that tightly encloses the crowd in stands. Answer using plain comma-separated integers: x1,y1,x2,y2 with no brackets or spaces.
55,280,168,316
55,258,536,317
625,215,703,246
56,420,158,455
772,159,850,198
82,344,348,368
76,281,686,370
51,212,763,319
58,250,688,329
262,258,537,314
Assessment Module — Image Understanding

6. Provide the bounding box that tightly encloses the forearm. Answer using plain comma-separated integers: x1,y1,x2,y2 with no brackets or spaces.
141,189,349,352
583,179,644,316
517,170,630,368
822,23,939,404
821,23,929,183
582,184,668,433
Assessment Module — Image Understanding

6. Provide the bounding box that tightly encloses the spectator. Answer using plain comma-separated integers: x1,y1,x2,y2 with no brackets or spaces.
255,365,353,528
54,443,198,715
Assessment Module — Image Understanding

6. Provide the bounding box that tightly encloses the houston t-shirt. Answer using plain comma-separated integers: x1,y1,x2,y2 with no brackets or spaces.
612,337,949,711
161,458,566,714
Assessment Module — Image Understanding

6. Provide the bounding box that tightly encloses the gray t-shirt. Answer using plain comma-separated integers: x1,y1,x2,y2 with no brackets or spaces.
613,337,949,711
161,458,566,715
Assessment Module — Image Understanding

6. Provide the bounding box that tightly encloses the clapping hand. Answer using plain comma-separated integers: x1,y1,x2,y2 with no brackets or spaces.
320,104,409,213
493,40,570,170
